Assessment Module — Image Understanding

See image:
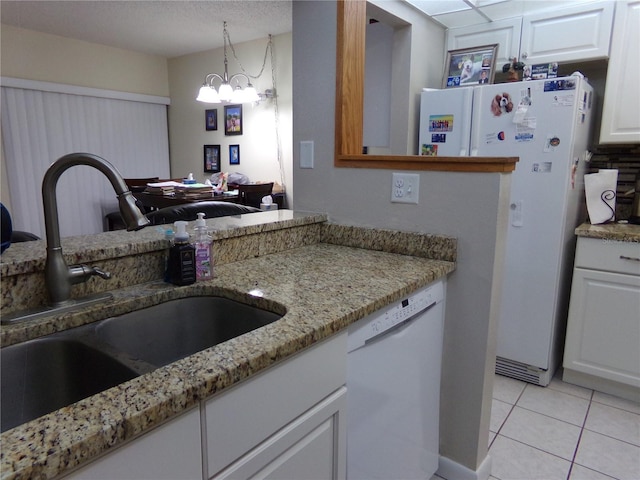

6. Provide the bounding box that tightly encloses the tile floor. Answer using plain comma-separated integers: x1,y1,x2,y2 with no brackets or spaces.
487,371,640,480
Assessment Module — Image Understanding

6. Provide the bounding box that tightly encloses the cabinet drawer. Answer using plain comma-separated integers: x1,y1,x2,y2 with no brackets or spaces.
574,237,640,275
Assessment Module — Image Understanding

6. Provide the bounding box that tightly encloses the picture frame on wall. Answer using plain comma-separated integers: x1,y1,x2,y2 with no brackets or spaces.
443,44,498,88
224,104,243,136
205,109,217,131
229,144,240,165
204,144,221,173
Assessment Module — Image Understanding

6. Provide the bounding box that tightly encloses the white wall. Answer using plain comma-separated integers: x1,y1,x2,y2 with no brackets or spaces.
293,1,508,474
167,33,292,205
0,24,169,96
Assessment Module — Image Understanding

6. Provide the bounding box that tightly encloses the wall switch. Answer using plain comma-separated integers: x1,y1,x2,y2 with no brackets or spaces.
391,173,420,204
300,141,314,169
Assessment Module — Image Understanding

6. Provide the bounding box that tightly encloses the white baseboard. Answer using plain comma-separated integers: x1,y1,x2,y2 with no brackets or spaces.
437,454,492,480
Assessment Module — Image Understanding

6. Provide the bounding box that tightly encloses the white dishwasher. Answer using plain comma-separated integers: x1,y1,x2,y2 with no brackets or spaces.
346,278,445,480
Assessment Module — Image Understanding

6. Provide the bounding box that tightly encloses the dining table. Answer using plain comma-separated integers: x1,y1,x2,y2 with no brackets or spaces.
133,191,240,210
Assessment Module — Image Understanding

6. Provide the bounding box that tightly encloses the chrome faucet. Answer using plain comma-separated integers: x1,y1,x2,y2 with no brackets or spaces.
42,153,150,307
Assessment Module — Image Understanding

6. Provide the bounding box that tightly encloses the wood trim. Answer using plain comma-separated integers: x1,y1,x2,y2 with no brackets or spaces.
334,0,518,174
336,155,518,172
335,0,365,157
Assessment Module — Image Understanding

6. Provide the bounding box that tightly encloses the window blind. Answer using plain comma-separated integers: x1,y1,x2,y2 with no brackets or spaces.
1,82,170,238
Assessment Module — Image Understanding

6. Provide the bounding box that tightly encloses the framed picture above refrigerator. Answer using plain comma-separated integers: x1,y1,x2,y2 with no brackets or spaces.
443,44,497,88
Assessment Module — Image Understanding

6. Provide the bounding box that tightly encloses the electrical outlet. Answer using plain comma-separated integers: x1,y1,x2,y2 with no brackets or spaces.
391,173,419,204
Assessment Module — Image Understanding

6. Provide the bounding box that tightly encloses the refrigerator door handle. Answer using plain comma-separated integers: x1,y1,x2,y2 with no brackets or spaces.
460,88,473,156
469,86,482,156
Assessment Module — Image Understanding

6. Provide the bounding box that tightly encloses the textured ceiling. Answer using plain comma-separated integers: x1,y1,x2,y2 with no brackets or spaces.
0,0,292,58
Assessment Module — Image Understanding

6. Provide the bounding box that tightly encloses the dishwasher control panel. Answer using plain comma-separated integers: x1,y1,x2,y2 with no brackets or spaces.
347,279,444,352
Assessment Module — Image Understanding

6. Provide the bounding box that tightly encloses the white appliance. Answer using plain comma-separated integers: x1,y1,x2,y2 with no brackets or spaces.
346,279,445,480
419,77,593,386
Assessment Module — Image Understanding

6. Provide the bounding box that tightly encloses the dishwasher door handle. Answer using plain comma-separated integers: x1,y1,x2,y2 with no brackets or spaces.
363,300,437,346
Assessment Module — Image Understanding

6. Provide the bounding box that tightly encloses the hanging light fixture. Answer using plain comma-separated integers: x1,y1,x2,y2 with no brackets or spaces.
197,21,263,104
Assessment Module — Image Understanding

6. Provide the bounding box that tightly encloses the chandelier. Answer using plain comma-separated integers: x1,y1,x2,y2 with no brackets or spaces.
196,21,269,104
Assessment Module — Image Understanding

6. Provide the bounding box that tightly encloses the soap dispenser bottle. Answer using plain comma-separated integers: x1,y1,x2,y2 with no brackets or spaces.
167,221,196,285
194,212,213,281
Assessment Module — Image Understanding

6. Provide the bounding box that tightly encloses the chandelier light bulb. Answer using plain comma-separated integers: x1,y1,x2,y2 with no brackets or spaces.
197,85,221,103
243,84,260,103
218,83,234,102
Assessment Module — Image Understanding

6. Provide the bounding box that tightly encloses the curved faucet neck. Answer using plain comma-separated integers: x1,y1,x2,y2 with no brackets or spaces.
41,153,130,251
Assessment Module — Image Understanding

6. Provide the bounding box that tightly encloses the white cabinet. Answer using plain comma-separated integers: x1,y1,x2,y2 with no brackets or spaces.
599,0,640,144
446,2,614,67
563,237,640,402
520,1,614,64
63,407,203,480
205,332,348,480
446,18,522,68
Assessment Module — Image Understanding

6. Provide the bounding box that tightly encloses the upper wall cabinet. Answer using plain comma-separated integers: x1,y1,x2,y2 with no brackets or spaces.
599,0,640,144
520,1,614,63
446,18,521,68
447,1,614,67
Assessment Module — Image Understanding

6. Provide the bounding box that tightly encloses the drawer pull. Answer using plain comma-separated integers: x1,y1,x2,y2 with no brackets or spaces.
620,255,640,262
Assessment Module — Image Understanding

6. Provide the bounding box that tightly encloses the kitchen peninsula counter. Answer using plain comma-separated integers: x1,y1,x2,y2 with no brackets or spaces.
0,211,456,480
575,222,640,242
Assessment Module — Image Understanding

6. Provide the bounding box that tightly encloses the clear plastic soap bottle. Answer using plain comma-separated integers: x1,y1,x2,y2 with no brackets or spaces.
167,221,196,285
193,212,213,281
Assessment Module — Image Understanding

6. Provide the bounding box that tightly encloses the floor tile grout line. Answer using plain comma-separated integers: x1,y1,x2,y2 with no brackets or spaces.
582,426,640,448
590,397,640,416
508,402,588,429
566,389,594,480
495,431,578,464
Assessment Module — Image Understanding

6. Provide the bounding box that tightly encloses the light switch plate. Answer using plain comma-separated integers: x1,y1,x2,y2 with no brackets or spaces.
391,173,420,204
300,141,314,169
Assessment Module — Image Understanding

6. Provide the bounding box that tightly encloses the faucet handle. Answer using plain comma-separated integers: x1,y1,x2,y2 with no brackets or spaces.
91,267,111,280
68,264,112,284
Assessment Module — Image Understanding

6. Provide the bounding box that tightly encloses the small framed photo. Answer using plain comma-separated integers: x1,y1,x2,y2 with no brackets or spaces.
224,104,243,136
205,109,217,131
229,144,240,165
443,44,498,88
204,144,221,173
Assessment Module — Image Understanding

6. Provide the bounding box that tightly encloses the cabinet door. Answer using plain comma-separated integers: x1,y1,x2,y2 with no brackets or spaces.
212,387,347,480
446,18,521,68
563,268,640,388
63,407,202,480
600,0,640,143
520,1,614,63
205,333,347,477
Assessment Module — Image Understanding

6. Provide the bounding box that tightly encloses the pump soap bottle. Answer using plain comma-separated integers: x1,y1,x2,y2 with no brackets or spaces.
194,212,214,281
167,220,196,285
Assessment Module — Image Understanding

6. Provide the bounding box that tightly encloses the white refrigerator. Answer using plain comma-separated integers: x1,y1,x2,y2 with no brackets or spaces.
419,76,594,385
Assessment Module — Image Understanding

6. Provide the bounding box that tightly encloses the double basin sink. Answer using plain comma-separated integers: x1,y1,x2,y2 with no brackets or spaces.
1,296,283,433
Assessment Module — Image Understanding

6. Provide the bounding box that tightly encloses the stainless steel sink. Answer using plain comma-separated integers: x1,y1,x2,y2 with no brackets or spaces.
1,295,283,433
0,338,139,433
95,297,283,367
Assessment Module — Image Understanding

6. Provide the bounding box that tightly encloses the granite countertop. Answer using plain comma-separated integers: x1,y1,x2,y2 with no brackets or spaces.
0,231,455,479
575,222,640,242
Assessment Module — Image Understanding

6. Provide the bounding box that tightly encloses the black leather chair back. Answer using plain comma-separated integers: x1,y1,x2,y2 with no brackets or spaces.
145,201,260,225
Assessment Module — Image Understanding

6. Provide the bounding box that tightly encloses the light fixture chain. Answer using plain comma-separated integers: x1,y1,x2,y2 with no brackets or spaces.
268,34,286,191
224,27,271,80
